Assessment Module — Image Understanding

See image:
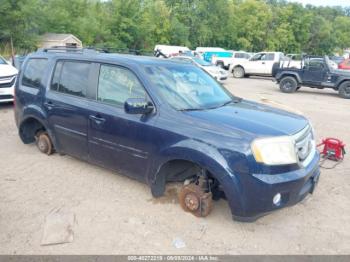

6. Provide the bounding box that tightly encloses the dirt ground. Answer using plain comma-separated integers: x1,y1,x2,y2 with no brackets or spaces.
0,76,349,255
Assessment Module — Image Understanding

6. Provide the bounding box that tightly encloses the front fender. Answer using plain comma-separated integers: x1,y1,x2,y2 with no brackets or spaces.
149,139,246,216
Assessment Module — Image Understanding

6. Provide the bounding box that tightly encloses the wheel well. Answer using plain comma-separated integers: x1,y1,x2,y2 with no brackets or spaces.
337,79,350,90
159,160,200,183
280,74,299,83
19,117,46,144
151,159,219,197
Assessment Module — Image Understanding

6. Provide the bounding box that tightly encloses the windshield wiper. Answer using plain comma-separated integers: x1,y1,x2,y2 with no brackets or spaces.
178,107,205,112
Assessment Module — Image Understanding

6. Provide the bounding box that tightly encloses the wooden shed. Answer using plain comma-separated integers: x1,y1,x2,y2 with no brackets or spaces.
40,33,83,48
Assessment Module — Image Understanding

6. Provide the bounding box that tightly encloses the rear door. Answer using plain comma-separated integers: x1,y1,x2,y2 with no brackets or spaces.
44,60,93,160
87,63,158,181
262,53,276,75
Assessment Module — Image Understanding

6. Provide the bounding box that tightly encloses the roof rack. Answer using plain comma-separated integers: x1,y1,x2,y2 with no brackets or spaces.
37,46,154,56
41,46,83,52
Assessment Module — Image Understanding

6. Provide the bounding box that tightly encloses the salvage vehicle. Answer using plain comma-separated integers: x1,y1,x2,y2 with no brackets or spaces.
0,55,18,103
275,55,350,99
170,56,228,82
15,47,320,221
230,52,284,78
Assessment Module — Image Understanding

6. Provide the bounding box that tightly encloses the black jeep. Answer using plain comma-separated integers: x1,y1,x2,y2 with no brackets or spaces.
274,56,350,99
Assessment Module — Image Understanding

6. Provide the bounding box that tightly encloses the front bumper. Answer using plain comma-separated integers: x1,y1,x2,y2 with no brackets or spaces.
213,74,228,82
223,152,320,222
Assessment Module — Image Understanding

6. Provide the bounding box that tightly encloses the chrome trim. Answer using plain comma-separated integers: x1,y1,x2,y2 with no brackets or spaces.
291,125,316,167
0,75,16,84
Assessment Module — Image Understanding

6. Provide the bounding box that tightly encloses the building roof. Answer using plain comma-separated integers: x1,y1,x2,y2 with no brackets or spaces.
41,33,82,44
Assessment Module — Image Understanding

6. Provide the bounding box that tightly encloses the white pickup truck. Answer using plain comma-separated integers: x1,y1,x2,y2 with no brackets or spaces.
212,51,251,70
229,52,284,78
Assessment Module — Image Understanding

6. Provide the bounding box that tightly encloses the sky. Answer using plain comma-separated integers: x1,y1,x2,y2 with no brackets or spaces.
287,0,350,7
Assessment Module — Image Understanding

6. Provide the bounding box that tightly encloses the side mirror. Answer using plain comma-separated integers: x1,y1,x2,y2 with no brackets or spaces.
124,98,154,115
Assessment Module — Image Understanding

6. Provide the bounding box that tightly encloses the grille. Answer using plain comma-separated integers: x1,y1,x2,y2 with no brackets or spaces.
0,95,13,100
0,77,16,88
292,125,316,166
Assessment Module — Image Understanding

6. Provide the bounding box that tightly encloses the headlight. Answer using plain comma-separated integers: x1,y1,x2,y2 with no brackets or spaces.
251,136,297,165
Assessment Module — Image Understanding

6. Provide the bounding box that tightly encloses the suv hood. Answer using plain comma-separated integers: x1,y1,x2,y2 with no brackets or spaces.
0,64,18,77
184,99,308,138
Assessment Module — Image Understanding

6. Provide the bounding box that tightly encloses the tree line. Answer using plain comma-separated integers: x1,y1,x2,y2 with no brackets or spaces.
1,0,350,56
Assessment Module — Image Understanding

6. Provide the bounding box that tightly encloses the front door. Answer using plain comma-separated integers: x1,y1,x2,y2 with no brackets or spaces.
302,59,328,86
245,53,266,74
88,64,157,181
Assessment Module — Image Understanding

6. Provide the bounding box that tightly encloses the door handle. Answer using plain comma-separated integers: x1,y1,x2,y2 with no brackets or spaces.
89,115,106,124
44,101,54,110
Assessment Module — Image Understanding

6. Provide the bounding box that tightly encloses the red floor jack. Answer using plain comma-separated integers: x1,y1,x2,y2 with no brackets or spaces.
317,138,346,169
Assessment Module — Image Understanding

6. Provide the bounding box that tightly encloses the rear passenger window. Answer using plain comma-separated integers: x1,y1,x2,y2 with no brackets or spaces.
51,61,90,98
264,54,275,61
97,65,146,106
22,59,48,88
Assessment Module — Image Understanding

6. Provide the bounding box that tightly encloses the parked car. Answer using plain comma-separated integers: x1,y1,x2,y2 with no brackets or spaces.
275,56,350,99
229,52,284,78
329,56,345,65
195,47,225,55
338,59,350,70
212,51,251,70
0,55,18,103
15,48,320,221
202,50,232,64
170,56,228,82
154,45,190,58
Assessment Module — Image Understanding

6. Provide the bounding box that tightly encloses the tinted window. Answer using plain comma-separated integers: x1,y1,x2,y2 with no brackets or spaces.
308,60,325,70
234,53,245,59
22,59,48,88
51,62,63,91
52,61,90,97
97,65,146,106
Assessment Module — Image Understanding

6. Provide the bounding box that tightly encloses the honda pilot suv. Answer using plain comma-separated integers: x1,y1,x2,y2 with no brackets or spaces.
14,48,320,221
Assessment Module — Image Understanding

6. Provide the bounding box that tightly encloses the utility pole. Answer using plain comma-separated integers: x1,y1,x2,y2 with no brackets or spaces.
10,36,15,65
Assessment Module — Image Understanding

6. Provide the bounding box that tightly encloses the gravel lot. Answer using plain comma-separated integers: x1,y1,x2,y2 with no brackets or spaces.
0,76,349,255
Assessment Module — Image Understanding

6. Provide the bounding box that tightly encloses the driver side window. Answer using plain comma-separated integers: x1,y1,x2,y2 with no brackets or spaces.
97,65,146,107
308,60,325,71
251,53,265,61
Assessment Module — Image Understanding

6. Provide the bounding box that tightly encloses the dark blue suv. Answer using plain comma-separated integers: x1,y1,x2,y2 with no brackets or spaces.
14,48,320,221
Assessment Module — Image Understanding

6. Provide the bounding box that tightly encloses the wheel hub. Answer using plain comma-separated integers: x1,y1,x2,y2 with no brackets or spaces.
184,193,199,211
38,138,47,151
178,182,213,217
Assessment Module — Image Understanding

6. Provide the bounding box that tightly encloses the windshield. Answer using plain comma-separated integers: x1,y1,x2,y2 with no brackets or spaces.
192,57,211,66
324,56,336,70
144,64,233,111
